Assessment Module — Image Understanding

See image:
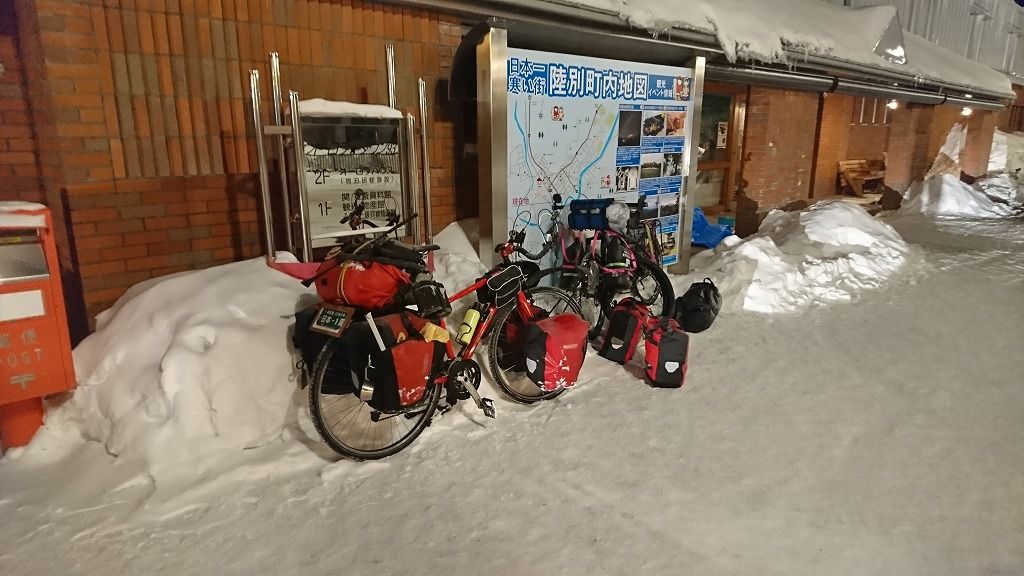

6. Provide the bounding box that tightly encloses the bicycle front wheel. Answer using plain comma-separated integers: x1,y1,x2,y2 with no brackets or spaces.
487,286,585,404
308,340,442,460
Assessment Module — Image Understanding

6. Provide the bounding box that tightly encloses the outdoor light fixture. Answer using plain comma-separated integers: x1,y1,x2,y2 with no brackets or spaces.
961,107,974,116
886,99,899,109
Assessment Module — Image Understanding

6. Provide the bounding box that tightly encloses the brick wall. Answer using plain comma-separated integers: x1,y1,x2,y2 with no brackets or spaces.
740,86,819,207
996,86,1024,132
812,93,851,197
13,0,462,330
0,3,43,203
846,124,888,164
67,175,261,315
961,110,998,178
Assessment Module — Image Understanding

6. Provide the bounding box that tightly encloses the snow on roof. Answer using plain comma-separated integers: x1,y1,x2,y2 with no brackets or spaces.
294,98,404,119
557,0,1014,98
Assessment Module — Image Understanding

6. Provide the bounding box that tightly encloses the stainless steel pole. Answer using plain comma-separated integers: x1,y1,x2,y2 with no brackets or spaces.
417,78,434,243
270,52,294,254
386,44,397,109
249,70,276,264
288,90,313,262
405,113,422,244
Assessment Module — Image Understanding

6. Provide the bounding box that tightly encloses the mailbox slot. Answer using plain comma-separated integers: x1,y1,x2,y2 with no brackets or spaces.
0,231,49,285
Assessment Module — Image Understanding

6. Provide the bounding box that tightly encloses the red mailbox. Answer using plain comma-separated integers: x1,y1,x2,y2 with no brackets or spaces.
0,202,75,449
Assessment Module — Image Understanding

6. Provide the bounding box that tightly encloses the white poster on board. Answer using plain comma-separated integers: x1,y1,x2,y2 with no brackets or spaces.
505,48,694,266
302,130,404,248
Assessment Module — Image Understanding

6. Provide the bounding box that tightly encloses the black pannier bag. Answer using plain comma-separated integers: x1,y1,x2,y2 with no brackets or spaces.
495,304,548,372
337,312,444,411
672,278,722,333
597,297,649,364
643,317,689,388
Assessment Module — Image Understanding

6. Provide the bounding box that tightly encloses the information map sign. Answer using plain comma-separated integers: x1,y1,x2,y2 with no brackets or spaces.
505,48,694,266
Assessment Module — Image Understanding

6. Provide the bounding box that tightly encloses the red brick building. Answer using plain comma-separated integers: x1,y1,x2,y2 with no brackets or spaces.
0,0,1018,340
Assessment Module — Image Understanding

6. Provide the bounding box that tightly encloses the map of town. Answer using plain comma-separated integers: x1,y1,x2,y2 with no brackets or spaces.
508,95,619,239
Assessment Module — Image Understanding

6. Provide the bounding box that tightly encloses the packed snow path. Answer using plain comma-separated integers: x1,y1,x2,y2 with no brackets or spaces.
2,217,1023,575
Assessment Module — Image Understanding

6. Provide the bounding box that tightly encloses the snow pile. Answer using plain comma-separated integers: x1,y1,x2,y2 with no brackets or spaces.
988,130,1008,173
976,173,1024,206
431,219,488,317
30,257,316,479
1004,130,1024,176
924,123,966,180
16,222,487,482
977,130,1024,206
899,173,1017,218
561,0,1012,97
0,201,47,228
688,200,916,314
294,98,403,119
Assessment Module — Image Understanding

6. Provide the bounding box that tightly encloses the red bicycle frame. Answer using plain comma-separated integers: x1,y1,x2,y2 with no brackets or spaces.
430,272,537,386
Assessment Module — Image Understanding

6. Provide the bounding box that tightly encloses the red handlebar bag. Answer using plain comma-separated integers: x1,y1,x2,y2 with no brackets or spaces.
522,313,590,392
313,260,411,310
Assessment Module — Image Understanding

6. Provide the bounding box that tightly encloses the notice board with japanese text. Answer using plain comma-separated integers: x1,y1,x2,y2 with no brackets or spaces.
505,48,696,266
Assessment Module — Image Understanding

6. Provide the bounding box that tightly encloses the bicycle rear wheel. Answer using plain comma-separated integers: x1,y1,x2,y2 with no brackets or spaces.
487,286,584,404
308,340,442,460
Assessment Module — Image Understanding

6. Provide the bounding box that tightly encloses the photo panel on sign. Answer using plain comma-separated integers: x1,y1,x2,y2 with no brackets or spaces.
615,165,640,193
640,153,664,180
642,110,667,137
663,153,684,177
618,110,642,147
666,111,687,136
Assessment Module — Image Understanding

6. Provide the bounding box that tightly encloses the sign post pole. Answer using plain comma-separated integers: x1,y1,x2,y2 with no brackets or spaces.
476,28,509,267
675,56,706,274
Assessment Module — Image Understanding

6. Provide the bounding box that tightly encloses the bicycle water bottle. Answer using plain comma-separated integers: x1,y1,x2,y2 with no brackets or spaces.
456,305,481,345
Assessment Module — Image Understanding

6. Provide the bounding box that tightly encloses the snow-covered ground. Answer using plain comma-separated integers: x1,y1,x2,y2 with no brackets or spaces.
2,207,1023,575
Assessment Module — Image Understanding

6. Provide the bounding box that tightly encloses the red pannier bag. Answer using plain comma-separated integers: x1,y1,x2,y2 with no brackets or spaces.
341,312,443,410
643,317,689,388
522,313,590,391
597,297,649,364
313,259,411,310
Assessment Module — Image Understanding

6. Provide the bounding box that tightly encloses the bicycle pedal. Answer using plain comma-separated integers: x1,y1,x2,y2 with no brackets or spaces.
480,397,496,419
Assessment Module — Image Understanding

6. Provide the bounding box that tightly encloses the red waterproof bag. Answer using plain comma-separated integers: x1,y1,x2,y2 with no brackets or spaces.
643,317,689,388
598,297,649,364
313,260,411,310
342,312,442,410
522,313,590,391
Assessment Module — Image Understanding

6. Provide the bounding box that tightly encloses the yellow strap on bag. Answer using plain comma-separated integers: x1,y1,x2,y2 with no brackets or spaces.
419,322,450,343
